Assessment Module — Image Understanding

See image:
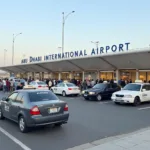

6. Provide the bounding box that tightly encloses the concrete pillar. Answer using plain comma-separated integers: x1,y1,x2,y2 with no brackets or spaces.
41,72,44,80
136,70,139,80
97,71,100,79
32,72,34,79
58,73,61,80
49,72,53,79
69,72,73,79
115,70,120,82
82,71,85,82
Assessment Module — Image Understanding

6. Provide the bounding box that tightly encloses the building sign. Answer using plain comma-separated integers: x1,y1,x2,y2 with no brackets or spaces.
21,42,130,64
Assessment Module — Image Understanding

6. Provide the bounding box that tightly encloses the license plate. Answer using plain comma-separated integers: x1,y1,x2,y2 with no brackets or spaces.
116,97,122,100
49,108,58,113
84,94,87,97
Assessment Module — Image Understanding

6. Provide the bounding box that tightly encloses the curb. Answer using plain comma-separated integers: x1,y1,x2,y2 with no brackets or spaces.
66,126,150,150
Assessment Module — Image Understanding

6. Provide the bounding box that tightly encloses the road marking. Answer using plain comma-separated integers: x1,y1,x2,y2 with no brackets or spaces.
138,106,150,110
0,126,31,150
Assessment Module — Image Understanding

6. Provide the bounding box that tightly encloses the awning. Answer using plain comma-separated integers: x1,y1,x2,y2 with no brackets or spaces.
1,49,150,73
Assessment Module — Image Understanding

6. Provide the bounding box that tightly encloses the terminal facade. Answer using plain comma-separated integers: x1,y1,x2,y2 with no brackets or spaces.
1,46,150,82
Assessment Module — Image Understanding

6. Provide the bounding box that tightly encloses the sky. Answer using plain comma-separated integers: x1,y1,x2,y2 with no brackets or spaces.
0,0,150,66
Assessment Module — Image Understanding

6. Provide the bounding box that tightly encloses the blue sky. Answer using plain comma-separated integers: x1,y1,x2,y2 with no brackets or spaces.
0,0,150,65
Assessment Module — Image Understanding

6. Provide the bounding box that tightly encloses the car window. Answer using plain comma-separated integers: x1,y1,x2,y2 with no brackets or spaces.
123,84,141,91
16,93,24,103
93,84,107,89
37,81,46,85
8,93,18,102
60,83,65,87
57,83,61,87
112,83,118,88
142,85,150,91
66,83,76,87
28,91,59,102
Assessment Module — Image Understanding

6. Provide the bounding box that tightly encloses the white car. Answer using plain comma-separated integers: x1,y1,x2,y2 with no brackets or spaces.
111,82,150,106
51,82,80,96
24,81,49,90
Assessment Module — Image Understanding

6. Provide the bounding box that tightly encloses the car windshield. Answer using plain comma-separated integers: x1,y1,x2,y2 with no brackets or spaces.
93,83,107,89
37,81,46,85
66,83,76,87
29,91,59,102
123,84,141,91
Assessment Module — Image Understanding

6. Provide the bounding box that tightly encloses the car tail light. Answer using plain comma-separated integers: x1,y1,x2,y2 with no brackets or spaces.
30,106,41,115
38,85,42,88
64,104,68,111
68,88,72,90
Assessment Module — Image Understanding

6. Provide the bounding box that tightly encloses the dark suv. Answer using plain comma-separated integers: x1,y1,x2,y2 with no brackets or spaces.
82,83,121,101
0,90,69,133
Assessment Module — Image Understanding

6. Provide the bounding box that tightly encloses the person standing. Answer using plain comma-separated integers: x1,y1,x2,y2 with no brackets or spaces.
2,79,6,93
10,79,14,92
6,79,10,92
48,79,53,90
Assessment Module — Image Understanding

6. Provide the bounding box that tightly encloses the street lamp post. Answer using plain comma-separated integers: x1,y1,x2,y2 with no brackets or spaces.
4,49,7,66
62,11,75,54
91,41,99,50
12,33,22,65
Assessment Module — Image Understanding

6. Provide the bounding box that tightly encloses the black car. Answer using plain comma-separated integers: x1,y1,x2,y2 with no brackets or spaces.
0,90,69,133
82,83,121,101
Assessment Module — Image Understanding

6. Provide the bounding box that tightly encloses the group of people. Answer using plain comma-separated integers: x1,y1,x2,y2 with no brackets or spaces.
0,79,14,92
2,76,150,93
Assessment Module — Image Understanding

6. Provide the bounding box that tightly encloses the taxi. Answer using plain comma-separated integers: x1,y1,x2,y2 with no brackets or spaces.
24,81,48,90
111,80,150,106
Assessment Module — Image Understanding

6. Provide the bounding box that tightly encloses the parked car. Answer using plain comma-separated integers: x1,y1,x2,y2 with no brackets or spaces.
0,90,69,133
51,82,80,96
82,83,121,101
24,81,49,90
111,81,150,106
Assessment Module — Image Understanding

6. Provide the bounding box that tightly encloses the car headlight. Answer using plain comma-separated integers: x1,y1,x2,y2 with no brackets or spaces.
124,95,132,98
112,93,115,97
89,92,96,95
82,91,85,94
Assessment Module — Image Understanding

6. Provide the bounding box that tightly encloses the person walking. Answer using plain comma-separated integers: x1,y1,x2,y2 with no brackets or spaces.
48,79,53,90
2,79,6,93
10,79,14,92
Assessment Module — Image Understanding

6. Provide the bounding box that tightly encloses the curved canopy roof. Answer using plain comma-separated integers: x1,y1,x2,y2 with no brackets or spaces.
0,48,150,73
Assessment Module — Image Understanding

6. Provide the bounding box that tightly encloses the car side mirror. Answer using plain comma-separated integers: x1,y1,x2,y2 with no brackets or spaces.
142,89,146,92
2,97,7,101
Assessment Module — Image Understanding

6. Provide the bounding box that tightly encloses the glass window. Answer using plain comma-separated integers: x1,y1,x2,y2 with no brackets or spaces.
66,83,76,87
57,83,61,87
59,83,65,87
93,84,107,89
142,85,150,91
28,91,59,102
37,81,46,85
123,84,141,91
111,83,118,88
8,93,18,101
16,93,24,103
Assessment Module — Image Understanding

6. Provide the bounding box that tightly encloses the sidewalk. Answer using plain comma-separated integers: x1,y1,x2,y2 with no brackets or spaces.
67,127,150,150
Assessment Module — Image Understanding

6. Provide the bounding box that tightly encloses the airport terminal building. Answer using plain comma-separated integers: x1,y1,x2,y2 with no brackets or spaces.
1,42,150,82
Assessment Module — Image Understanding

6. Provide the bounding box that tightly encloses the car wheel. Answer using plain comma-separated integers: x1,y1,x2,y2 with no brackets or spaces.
74,94,78,97
19,116,29,133
62,91,66,97
0,108,5,120
96,94,102,101
133,96,141,106
55,123,63,127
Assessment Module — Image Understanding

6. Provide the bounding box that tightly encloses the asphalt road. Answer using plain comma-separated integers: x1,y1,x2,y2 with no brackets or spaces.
1,92,150,150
